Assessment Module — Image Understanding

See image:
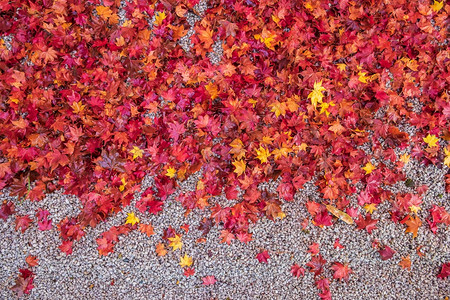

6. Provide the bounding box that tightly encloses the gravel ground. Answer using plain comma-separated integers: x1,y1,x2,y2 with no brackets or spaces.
0,163,449,299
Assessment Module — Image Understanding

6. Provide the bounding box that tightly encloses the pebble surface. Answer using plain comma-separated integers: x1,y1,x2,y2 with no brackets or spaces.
0,164,449,299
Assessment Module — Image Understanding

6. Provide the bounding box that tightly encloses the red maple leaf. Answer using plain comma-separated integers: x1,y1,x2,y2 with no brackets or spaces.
202,275,217,285
437,262,450,279
291,264,305,277
308,243,320,256
307,254,327,276
15,215,32,233
256,250,270,263
331,262,353,281
0,201,15,220
355,213,378,234
378,245,396,260
10,269,34,297
313,210,333,227
59,241,73,255
184,268,195,277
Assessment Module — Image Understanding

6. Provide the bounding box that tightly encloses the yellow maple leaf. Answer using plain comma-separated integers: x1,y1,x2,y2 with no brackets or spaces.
125,212,140,226
96,6,113,20
400,153,410,164
272,147,291,160
256,146,271,163
364,203,377,214
232,160,246,176
119,177,126,192
409,205,421,215
308,81,326,109
129,146,143,160
71,101,85,114
168,234,183,251
154,11,166,26
269,101,287,117
319,101,335,116
204,82,218,99
166,166,176,178
444,148,450,167
337,63,347,71
362,161,375,174
358,71,370,83
179,254,193,268
430,0,444,12
423,134,438,147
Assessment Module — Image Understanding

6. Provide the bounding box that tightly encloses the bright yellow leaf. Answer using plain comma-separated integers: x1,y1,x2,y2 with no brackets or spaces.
256,146,271,163
364,203,377,214
119,178,126,191
308,81,326,109
319,101,335,116
154,11,166,26
166,167,176,178
409,205,421,215
232,160,246,176
205,82,218,99
358,72,370,83
129,146,143,160
179,254,193,268
362,161,375,174
430,0,444,12
423,134,438,147
125,212,140,226
168,234,183,251
337,63,347,71
444,148,450,167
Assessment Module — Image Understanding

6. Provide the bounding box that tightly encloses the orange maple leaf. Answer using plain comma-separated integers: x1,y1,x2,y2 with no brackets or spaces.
399,255,411,270
405,215,422,238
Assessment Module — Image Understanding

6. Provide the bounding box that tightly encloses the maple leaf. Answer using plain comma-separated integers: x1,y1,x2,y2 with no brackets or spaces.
10,269,34,297
269,101,287,117
362,162,376,174
125,212,140,226
179,254,193,268
306,254,327,276
355,214,378,234
96,6,113,20
331,262,353,282
306,201,321,216
308,81,326,108
437,262,450,279
430,0,444,12
129,146,143,160
154,11,166,26
229,138,246,160
364,203,377,214
358,72,370,83
138,223,154,237
399,255,411,270
313,210,333,227
184,268,195,277
15,215,32,233
0,201,15,220
59,241,73,255
308,243,320,256
232,160,246,176
378,245,396,260
202,275,216,285
256,250,270,263
255,146,271,163
26,255,39,267
404,215,422,238
156,242,168,256
423,134,439,147
291,264,305,277
334,239,345,249
168,234,183,251
443,148,450,167
220,229,235,245
166,167,176,178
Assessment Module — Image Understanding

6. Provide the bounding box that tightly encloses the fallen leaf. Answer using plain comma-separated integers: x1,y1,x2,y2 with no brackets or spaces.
179,254,193,268
25,255,38,267
399,256,411,270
